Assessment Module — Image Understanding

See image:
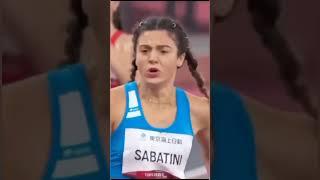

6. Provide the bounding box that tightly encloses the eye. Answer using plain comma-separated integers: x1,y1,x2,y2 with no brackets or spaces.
140,49,148,53
160,50,168,54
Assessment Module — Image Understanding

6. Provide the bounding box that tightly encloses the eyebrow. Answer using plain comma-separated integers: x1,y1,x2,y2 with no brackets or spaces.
138,44,172,49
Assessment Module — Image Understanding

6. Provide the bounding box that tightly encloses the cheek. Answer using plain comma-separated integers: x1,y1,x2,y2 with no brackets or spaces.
135,55,146,68
163,58,178,73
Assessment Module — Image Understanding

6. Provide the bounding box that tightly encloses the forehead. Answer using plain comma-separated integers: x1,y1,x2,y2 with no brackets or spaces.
138,30,176,47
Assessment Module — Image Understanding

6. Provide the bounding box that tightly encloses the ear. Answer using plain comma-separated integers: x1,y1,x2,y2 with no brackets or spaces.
177,53,185,68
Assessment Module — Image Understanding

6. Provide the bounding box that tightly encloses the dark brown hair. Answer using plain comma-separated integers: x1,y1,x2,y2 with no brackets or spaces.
247,0,319,144
129,16,209,98
248,0,318,120
59,0,88,67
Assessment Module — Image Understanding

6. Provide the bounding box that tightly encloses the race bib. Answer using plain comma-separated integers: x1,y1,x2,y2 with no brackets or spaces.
122,128,193,179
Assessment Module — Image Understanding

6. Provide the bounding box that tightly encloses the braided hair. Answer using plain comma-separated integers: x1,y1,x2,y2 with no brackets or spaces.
59,0,88,67
248,0,319,120
247,0,319,149
129,16,209,98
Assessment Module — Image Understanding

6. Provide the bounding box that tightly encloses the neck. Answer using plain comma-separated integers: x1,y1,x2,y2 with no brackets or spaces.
138,82,176,104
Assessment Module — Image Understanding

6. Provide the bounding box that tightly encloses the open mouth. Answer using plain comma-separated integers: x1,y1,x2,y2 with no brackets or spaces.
146,67,160,78
148,68,159,73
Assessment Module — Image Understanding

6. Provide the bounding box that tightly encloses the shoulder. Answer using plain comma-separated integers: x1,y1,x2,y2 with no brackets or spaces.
3,74,50,115
2,74,52,180
110,84,127,131
240,92,317,179
186,92,210,115
185,91,210,133
110,83,126,96
110,84,126,105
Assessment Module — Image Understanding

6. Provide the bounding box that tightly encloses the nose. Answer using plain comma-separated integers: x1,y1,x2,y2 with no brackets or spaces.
148,50,159,64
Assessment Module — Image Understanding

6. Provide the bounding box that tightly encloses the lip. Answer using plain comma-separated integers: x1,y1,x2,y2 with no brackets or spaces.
145,67,160,78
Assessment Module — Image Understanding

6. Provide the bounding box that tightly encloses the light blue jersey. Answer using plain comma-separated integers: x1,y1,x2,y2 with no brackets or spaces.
111,81,194,179
44,64,108,180
212,83,258,180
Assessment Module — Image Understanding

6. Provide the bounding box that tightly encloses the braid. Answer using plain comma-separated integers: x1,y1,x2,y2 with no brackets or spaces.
59,0,88,67
130,58,137,81
248,0,319,169
247,0,319,120
248,0,319,161
259,29,318,119
185,50,209,99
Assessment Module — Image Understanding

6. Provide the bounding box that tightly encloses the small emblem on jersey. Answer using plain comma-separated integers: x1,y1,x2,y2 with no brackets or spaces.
63,149,73,158
141,133,146,138
126,90,142,118
126,110,142,118
62,146,92,158
139,133,146,141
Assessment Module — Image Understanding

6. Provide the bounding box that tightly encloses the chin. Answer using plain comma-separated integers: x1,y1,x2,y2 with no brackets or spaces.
144,77,164,85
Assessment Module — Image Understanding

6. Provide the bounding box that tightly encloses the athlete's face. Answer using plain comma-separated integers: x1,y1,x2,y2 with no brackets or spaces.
135,30,185,85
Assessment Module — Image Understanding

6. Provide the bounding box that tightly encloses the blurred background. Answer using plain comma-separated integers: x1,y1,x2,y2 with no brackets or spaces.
2,1,210,97
1,1,210,179
213,0,320,114
1,25,37,85
2,0,319,178
112,1,210,179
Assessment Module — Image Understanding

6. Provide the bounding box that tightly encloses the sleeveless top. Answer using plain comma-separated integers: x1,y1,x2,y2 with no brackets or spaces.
111,81,194,179
212,83,258,180
44,64,108,179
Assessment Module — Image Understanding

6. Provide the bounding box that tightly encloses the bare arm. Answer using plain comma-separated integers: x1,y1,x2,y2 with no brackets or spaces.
1,74,52,180
189,94,211,176
196,128,210,176
242,95,318,180
110,85,126,133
